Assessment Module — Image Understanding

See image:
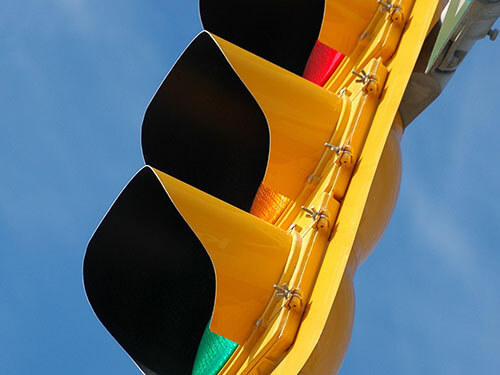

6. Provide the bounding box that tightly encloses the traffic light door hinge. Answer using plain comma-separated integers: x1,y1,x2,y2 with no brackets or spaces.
277,58,388,230
273,284,303,313
217,205,338,375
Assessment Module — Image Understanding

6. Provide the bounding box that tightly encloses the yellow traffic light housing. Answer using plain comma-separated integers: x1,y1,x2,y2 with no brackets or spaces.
84,0,447,374
143,31,343,204
155,168,293,345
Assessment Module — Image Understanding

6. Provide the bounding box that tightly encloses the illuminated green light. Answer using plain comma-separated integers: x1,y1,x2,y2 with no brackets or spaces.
192,321,238,375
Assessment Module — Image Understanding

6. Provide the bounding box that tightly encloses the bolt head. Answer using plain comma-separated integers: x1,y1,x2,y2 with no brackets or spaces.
488,28,499,41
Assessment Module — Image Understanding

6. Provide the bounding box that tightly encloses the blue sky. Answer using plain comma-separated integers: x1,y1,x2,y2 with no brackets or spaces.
1,1,499,374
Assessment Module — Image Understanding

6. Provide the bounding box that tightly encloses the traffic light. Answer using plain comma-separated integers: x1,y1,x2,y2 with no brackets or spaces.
83,0,481,374
199,0,325,75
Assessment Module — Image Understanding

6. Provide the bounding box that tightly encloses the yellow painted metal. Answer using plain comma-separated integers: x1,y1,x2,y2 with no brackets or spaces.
298,272,355,375
350,116,403,269
271,0,439,373
330,58,389,201
276,57,388,231
298,117,403,375
143,0,438,372
215,41,405,375
325,0,414,93
211,34,343,200
218,200,339,375
152,168,292,345
87,0,450,372
216,55,391,374
319,0,379,54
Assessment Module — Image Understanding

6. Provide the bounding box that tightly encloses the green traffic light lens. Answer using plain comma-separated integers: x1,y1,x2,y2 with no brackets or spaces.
192,321,238,375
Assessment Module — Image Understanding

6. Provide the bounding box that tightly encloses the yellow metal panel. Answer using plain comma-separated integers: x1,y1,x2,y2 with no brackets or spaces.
272,0,440,373
152,168,292,345
275,57,388,231
217,55,393,373
299,273,355,375
319,0,379,54
326,0,414,93
350,117,403,269
218,221,335,375
216,227,306,375
212,34,343,200
298,119,402,375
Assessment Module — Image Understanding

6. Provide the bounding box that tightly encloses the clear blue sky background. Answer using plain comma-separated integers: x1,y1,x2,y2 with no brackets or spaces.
1,1,499,374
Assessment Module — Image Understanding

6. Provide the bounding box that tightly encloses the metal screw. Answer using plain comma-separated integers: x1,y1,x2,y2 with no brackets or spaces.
274,284,291,298
352,69,367,83
377,0,394,12
301,206,319,219
325,142,341,153
352,69,370,83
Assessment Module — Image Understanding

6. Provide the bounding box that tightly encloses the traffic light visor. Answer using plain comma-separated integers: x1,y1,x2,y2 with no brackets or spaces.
84,166,292,374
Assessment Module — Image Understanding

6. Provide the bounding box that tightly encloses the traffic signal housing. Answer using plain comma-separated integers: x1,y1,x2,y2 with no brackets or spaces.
84,0,445,374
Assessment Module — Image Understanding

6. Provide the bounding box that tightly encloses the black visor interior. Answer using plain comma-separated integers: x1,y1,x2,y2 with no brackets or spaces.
199,0,325,75
142,32,270,212
83,167,215,375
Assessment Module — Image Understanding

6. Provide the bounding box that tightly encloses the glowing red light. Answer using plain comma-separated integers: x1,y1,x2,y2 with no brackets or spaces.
303,40,344,86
